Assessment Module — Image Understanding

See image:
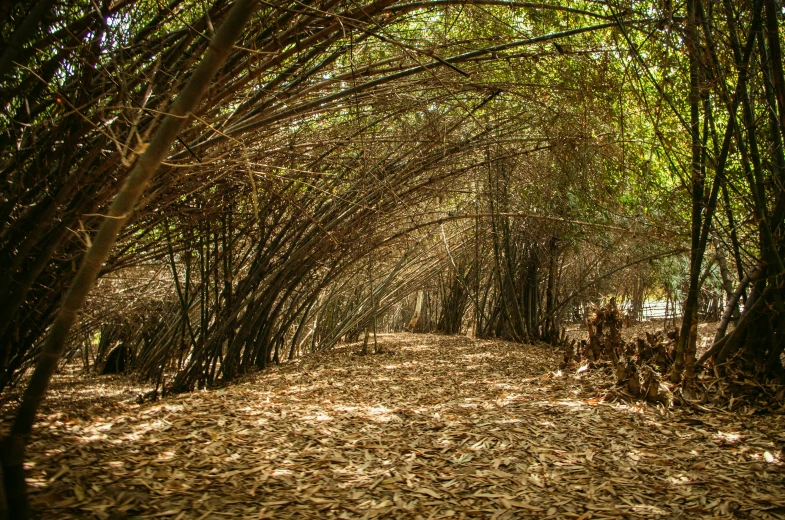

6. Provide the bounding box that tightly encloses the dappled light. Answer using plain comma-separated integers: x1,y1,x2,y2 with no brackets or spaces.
5,333,782,518
3,0,785,517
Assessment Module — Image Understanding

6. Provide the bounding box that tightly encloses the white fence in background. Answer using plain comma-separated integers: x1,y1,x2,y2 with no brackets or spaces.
619,300,683,320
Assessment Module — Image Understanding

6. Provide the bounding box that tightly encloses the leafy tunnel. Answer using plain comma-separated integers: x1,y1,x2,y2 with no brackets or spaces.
1,0,784,516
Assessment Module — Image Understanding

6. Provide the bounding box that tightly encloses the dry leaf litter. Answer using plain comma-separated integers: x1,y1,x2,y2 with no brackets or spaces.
2,333,784,519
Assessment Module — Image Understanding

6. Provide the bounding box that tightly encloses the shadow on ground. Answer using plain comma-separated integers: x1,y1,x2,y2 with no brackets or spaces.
5,333,785,519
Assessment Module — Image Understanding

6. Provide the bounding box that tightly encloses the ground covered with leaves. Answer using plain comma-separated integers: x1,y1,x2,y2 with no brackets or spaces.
3,333,785,519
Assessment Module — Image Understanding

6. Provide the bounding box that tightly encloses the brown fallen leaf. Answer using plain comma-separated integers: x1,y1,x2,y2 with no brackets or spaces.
72,484,85,502
415,487,442,499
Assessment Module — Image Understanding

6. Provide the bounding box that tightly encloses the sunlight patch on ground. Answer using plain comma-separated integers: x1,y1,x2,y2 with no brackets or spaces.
553,398,585,409
714,430,742,446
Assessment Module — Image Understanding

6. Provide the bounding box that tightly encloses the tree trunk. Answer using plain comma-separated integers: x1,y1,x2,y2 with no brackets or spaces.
672,0,704,384
407,290,425,332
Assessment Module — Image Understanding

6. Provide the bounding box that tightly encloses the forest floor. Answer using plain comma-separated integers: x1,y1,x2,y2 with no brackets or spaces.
3,332,785,519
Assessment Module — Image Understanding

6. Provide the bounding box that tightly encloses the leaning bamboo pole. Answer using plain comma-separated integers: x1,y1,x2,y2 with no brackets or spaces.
0,1,258,516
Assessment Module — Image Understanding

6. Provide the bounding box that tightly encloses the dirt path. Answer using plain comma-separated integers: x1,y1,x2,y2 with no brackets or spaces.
9,333,785,519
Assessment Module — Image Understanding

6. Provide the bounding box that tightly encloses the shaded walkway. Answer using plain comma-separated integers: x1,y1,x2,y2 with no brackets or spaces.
15,334,785,518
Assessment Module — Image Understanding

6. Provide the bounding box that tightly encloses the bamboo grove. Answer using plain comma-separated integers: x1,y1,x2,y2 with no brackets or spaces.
1,0,784,515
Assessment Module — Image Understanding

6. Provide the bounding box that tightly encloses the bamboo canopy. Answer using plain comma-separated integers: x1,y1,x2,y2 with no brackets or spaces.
1,0,784,515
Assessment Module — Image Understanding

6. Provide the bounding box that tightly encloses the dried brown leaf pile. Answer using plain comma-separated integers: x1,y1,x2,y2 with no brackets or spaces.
563,305,785,411
4,333,785,519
